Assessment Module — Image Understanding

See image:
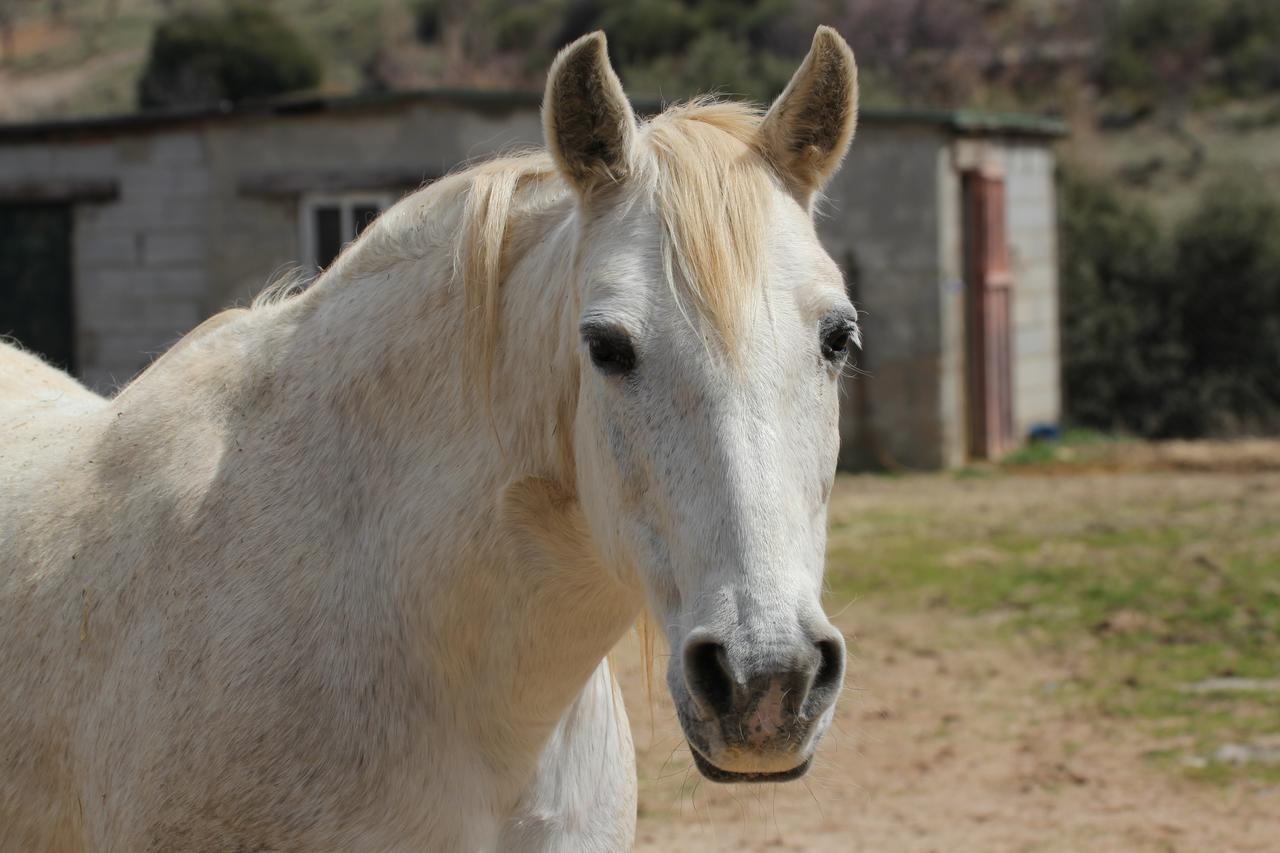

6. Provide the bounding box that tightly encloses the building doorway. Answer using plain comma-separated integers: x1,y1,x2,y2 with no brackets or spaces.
0,203,75,372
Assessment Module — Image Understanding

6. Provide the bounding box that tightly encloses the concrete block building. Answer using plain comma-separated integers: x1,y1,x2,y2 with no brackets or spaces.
0,91,1063,468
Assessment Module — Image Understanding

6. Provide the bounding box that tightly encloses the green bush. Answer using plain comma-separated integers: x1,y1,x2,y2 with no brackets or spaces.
597,0,697,67
1060,171,1280,437
138,4,321,110
1099,0,1280,106
1171,178,1280,434
545,0,792,99
493,3,551,54
1059,171,1189,437
1097,0,1216,110
1212,0,1280,97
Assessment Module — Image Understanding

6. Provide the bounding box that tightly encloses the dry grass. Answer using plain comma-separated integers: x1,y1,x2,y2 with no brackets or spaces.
1002,436,1280,475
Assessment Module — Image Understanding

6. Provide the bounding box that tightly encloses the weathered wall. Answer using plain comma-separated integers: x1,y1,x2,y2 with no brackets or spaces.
0,135,214,391
0,102,546,391
823,125,952,470
935,144,969,469
200,102,546,310
1001,142,1061,437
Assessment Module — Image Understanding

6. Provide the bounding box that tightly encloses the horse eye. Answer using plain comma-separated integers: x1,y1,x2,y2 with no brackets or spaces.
820,314,857,363
583,326,637,376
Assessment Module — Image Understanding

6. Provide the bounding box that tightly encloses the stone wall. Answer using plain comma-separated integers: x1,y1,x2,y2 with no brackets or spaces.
200,102,546,310
824,125,953,470
0,102,547,391
1001,142,1061,437
823,126,1063,471
0,134,214,390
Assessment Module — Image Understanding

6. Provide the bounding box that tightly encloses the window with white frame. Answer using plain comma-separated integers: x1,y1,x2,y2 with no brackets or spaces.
300,193,391,271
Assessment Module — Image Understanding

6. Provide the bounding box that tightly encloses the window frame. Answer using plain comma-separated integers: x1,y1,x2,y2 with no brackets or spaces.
299,192,392,272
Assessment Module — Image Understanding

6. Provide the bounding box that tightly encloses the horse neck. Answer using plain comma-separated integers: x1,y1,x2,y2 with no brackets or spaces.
238,192,640,755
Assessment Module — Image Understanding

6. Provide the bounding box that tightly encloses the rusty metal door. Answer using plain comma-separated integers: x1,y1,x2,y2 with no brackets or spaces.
963,169,1015,460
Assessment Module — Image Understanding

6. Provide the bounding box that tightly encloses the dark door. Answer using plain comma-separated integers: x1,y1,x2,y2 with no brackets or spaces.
963,169,1016,460
0,204,75,372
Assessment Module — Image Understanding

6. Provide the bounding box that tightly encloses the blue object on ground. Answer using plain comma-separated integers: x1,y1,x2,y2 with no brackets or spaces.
1028,423,1061,442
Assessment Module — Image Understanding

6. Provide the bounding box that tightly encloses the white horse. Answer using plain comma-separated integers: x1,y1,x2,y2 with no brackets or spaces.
0,27,860,851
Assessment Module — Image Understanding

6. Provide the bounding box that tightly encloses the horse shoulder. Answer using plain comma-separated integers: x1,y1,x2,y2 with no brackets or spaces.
0,347,105,852
498,657,637,852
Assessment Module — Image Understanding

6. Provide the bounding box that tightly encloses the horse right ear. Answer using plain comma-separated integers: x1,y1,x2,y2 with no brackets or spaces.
542,32,638,196
758,26,858,207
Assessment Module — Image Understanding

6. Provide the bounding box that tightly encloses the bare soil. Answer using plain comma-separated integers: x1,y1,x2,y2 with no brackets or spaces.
618,465,1280,852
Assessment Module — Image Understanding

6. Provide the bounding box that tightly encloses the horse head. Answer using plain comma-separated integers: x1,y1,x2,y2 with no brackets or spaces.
544,28,859,781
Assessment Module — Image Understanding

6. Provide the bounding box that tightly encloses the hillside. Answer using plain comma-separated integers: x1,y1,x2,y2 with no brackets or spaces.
1064,99,1280,225
0,0,437,120
4,0,1280,224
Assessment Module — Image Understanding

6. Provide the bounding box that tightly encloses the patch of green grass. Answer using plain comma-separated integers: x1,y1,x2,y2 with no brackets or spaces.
825,475,1280,782
1001,440,1060,466
952,466,996,480
1000,428,1136,469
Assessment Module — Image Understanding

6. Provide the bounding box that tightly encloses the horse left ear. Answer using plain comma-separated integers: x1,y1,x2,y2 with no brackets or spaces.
543,31,638,197
758,26,858,207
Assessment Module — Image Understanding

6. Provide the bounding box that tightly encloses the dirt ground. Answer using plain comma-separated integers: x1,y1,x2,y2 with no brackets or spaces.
617,465,1280,852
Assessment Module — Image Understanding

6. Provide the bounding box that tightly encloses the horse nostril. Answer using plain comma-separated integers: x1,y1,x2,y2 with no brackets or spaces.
683,638,736,718
810,635,845,703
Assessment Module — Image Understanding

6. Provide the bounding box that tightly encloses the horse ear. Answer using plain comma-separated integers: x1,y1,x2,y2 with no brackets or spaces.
542,31,638,196
758,26,858,206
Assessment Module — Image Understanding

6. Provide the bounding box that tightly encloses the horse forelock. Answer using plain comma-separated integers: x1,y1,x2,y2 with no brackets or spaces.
643,100,773,355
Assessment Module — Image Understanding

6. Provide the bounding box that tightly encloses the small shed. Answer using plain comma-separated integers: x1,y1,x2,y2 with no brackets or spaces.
0,91,1063,469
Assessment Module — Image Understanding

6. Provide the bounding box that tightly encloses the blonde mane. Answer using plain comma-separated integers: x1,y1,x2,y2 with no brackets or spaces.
645,101,771,350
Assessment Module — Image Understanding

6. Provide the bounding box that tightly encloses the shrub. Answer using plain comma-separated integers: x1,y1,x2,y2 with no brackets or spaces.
597,0,697,67
1098,0,1280,106
1097,0,1216,111
1060,171,1280,438
676,32,752,96
1212,0,1280,97
1171,178,1280,434
138,4,321,110
1058,171,1189,437
492,3,549,53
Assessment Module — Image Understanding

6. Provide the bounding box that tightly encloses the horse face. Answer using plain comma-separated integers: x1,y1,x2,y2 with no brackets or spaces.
545,29,858,782
577,200,853,781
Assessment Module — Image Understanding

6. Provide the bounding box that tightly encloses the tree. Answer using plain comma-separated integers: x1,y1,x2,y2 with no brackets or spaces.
1059,169,1280,438
137,3,321,110
1098,0,1216,116
1212,0,1280,97
1058,170,1188,436
1171,178,1280,434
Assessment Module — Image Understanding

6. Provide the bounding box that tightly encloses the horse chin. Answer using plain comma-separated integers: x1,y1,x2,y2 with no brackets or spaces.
688,746,812,784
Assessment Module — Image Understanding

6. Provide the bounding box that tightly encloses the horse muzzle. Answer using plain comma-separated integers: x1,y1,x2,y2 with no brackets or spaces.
670,626,845,782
